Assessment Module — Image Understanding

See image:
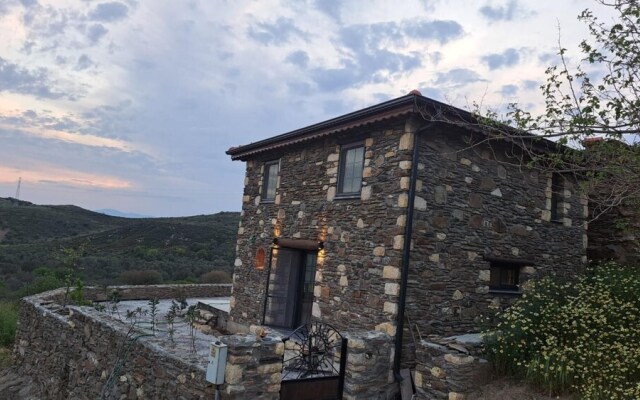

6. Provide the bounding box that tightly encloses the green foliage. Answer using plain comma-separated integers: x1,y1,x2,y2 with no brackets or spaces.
165,300,181,345
148,298,159,334
59,243,87,306
0,199,239,299
0,347,11,369
468,0,640,221
505,0,639,139
119,270,163,285
0,198,121,245
199,270,232,284
70,278,90,306
108,290,121,318
0,301,18,347
185,304,199,353
16,273,64,298
485,263,640,399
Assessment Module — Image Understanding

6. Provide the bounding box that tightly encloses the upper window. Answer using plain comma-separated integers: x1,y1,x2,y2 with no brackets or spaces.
550,173,563,221
489,262,520,293
262,160,279,201
337,143,364,196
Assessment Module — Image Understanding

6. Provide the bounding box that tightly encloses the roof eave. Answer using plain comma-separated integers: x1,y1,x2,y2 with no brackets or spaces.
226,94,421,161
226,93,568,161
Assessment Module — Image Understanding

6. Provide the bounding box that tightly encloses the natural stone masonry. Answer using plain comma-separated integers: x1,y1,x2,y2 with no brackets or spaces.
12,285,285,400
0,367,42,399
587,195,640,264
14,286,400,400
227,94,587,393
230,119,417,334
405,126,585,347
229,115,586,371
86,283,232,301
36,283,231,305
220,334,283,400
15,289,216,399
414,334,490,400
342,331,396,400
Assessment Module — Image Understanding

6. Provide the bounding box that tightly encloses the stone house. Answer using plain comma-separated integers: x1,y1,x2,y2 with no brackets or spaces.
225,90,587,374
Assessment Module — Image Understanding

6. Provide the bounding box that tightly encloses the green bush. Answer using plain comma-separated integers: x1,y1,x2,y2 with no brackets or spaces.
485,263,640,399
119,269,163,285
0,301,18,347
17,274,64,298
200,270,232,284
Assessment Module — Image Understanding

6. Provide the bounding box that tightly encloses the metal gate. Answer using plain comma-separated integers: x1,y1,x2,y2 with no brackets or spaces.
280,322,348,400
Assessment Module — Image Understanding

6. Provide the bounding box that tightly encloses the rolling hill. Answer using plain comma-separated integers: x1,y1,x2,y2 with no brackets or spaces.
0,198,239,298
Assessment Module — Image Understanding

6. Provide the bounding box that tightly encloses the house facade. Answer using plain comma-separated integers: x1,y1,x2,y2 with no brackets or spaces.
225,91,587,367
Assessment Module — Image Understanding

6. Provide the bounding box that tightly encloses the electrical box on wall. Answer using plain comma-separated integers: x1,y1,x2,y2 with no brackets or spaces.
206,339,228,385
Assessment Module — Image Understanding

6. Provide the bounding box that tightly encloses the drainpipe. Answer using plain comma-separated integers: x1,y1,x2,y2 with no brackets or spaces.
394,120,435,381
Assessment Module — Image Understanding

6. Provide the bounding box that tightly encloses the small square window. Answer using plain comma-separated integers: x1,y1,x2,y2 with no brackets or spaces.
489,263,521,293
550,173,563,221
262,160,279,201
337,143,364,196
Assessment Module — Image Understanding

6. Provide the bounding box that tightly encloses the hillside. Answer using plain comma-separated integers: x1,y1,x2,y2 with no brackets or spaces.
0,198,123,244
0,198,239,298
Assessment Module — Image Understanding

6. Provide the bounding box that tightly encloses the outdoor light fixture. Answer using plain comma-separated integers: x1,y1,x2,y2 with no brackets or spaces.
255,247,266,270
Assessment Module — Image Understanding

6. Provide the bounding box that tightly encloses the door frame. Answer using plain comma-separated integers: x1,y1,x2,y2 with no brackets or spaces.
261,242,318,329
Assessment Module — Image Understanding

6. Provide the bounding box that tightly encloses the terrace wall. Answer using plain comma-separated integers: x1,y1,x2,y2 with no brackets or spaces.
15,288,217,399
13,285,396,399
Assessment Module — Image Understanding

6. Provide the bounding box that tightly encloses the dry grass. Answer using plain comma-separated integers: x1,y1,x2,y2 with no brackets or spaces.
0,347,12,370
472,377,576,400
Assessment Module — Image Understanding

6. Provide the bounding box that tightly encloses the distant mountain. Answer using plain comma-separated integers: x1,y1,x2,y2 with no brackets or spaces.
95,208,153,219
0,197,240,298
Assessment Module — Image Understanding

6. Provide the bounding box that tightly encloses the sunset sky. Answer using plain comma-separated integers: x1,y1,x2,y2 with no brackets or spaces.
0,0,612,216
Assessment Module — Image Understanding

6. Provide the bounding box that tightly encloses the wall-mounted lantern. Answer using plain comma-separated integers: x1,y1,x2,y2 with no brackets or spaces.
255,248,266,270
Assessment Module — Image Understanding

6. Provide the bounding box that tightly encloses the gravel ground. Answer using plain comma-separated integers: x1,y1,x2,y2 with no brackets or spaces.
98,297,230,360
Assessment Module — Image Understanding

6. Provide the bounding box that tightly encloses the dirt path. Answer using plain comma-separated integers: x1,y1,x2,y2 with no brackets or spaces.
472,377,576,400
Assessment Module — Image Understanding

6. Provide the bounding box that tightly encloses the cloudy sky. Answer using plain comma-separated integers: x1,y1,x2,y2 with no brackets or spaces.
0,0,611,216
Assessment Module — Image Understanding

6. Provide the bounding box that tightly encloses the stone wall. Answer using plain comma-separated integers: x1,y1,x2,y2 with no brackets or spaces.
230,116,416,335
84,283,232,302
198,300,231,332
15,289,216,399
587,201,640,264
39,284,231,306
582,138,640,265
414,334,490,400
342,330,397,400
13,285,285,400
15,286,399,400
405,126,586,341
220,334,283,399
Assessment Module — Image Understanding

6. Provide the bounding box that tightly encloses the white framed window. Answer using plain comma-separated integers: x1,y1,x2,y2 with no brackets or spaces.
262,160,279,202
337,142,364,196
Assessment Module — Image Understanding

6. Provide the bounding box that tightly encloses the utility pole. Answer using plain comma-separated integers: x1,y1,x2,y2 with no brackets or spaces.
15,177,21,200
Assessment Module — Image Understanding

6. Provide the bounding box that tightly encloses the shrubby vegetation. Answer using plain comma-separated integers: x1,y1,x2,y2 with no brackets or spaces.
486,263,640,399
199,270,232,284
0,198,239,299
119,270,163,285
0,198,239,353
0,301,18,347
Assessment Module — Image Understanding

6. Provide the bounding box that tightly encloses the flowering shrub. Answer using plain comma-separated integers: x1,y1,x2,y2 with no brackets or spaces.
485,263,640,399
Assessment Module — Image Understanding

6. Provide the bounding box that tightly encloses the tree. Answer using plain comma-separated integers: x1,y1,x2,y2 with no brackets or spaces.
422,0,640,222
58,242,87,306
